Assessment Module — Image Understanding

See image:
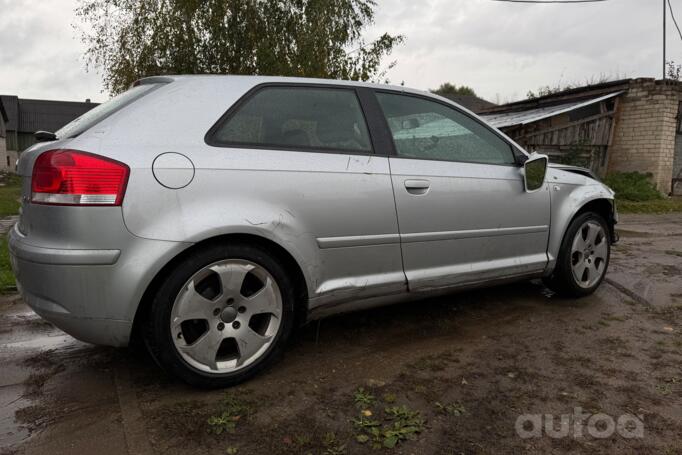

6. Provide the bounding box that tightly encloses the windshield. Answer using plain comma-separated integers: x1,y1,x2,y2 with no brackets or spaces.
55,83,161,139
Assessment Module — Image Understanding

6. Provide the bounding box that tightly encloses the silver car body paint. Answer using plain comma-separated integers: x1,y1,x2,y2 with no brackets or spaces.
9,76,616,347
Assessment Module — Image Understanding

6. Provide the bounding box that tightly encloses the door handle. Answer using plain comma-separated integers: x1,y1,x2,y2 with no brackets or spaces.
404,179,430,195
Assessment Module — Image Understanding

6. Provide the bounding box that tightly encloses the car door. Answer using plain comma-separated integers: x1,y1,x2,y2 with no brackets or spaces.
199,84,407,307
373,91,551,291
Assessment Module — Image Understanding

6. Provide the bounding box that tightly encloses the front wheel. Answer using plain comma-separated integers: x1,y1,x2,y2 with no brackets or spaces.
543,212,610,297
145,243,295,388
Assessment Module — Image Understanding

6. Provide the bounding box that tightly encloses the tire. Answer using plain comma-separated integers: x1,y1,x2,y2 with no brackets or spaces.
144,242,296,388
543,212,611,298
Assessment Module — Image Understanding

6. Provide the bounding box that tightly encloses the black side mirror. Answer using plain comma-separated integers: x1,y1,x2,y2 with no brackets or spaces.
34,131,57,142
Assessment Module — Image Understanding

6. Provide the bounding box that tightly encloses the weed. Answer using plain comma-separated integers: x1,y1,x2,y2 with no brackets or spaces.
352,414,381,430
381,406,426,448
294,434,312,446
353,387,376,408
354,405,425,449
322,432,346,455
207,394,251,435
655,383,673,396
434,401,466,416
382,393,397,404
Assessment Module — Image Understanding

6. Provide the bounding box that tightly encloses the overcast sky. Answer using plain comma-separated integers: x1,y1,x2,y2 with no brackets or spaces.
0,0,677,104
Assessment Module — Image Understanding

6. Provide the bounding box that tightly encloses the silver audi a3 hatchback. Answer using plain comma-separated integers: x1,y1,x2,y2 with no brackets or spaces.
10,76,617,387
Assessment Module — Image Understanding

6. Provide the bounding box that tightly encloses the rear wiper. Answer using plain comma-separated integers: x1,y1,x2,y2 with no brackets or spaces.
34,131,57,142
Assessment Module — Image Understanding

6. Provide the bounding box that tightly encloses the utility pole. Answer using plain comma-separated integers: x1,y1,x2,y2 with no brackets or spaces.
664,0,667,79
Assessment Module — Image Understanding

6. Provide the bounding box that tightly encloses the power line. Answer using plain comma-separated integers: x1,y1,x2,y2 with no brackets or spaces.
668,0,682,42
490,0,608,3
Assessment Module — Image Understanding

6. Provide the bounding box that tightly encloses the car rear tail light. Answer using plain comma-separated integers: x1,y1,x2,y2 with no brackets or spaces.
31,150,130,206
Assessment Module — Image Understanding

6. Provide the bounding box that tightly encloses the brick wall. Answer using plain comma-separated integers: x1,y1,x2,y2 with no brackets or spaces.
608,78,681,194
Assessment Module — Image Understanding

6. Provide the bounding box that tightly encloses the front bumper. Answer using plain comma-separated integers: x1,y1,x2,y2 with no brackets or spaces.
610,200,619,244
9,224,189,347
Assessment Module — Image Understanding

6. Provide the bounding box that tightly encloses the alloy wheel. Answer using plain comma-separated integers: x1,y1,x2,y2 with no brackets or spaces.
170,259,283,373
570,220,608,289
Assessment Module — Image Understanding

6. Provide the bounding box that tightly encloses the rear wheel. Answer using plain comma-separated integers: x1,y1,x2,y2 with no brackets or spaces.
543,212,610,297
145,243,295,388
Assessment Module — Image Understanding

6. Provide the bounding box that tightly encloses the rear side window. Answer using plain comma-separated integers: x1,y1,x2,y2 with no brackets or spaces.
56,83,161,139
209,87,372,153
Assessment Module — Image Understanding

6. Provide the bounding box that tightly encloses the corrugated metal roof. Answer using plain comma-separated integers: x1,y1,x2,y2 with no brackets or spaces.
16,99,97,133
0,96,19,131
0,96,98,133
481,91,623,129
0,97,6,138
0,97,7,123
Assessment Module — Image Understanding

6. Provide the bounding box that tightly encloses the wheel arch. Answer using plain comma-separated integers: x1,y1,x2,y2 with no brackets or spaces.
572,198,616,241
546,186,616,277
130,233,310,346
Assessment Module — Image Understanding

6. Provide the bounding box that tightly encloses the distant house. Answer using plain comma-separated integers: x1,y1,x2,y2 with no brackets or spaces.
0,99,7,170
440,93,497,114
479,78,682,195
0,95,98,172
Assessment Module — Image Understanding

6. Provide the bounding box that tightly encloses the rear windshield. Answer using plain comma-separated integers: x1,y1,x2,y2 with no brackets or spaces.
55,83,161,139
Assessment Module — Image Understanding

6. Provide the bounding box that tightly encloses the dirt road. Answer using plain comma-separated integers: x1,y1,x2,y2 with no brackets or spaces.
1,213,681,455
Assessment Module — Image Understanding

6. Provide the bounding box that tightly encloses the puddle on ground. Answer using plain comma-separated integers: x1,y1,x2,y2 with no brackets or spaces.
0,385,31,449
0,334,73,353
0,302,85,452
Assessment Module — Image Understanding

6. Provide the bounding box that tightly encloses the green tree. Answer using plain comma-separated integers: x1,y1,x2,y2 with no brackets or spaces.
431,82,477,97
76,0,404,94
667,60,682,81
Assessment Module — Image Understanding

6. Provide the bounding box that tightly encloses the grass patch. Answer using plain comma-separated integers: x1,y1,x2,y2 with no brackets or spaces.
0,236,15,292
0,172,22,292
601,172,682,213
603,172,663,202
617,198,682,214
0,172,22,218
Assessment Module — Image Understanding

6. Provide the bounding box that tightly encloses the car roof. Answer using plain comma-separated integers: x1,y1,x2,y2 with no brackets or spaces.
138,74,430,97
136,74,481,123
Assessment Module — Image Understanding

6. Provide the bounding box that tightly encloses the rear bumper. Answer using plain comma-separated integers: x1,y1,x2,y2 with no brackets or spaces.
16,282,133,346
9,224,189,347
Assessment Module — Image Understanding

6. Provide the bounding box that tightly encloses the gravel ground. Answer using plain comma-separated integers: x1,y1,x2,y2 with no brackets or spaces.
1,213,681,455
